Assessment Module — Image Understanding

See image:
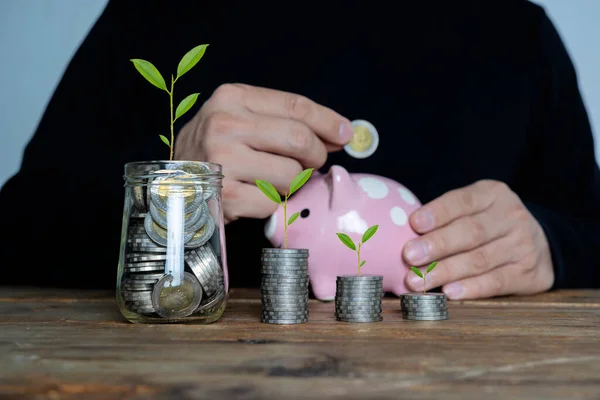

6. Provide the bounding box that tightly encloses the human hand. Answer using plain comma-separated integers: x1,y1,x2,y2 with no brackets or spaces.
175,83,354,223
402,180,554,299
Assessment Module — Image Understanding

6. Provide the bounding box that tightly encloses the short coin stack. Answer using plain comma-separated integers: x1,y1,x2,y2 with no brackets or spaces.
260,248,309,324
335,275,383,323
400,293,449,320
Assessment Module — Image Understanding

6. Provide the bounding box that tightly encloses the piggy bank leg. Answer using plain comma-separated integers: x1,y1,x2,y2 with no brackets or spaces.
309,272,337,301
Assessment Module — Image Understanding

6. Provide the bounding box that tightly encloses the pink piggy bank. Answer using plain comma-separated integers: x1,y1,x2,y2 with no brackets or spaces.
264,165,422,301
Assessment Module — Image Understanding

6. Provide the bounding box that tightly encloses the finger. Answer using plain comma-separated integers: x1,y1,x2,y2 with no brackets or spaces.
405,232,517,292
229,83,354,146
222,180,279,221
403,208,510,266
225,144,303,194
242,114,328,169
409,180,498,234
440,261,541,300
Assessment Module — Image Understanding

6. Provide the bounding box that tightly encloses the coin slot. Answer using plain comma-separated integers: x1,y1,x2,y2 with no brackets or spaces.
300,209,310,218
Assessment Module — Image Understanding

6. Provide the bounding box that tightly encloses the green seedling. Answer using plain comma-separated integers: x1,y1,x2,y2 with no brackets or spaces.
255,168,314,249
410,261,438,294
130,44,209,160
336,225,379,276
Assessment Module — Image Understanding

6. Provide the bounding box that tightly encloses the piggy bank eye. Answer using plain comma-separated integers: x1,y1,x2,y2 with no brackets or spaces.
300,208,310,218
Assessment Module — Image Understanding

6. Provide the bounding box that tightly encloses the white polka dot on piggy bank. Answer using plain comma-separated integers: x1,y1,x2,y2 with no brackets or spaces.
264,165,422,301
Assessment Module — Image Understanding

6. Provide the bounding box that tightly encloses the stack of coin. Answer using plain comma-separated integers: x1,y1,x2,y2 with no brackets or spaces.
260,248,309,324
120,206,226,319
400,293,449,320
335,275,384,323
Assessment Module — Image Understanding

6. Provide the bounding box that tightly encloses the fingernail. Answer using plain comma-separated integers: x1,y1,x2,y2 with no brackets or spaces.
408,273,423,289
339,121,354,142
444,282,464,299
404,239,429,264
413,208,434,231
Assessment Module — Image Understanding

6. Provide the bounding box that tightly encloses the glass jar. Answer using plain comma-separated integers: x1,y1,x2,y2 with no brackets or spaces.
116,160,228,324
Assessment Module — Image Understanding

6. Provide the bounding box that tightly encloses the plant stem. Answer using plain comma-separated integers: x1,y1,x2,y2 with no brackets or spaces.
169,76,175,161
423,272,426,294
357,242,361,275
283,195,288,249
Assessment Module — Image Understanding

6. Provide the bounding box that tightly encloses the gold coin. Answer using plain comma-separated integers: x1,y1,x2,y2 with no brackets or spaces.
157,176,197,200
344,119,379,159
348,125,373,152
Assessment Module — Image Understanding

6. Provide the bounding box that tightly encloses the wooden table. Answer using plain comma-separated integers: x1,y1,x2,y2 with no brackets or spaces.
1,287,599,400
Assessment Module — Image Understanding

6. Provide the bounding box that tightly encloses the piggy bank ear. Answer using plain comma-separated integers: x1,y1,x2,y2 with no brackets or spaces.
326,165,360,210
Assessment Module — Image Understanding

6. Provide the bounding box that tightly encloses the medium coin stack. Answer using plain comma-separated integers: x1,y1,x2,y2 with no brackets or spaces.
260,248,309,324
400,293,449,320
120,207,225,319
335,275,383,323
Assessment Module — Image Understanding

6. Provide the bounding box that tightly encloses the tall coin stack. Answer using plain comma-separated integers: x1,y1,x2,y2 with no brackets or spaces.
260,248,309,324
335,275,383,323
400,293,448,320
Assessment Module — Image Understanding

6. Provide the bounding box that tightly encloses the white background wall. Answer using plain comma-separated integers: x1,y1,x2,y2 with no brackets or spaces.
0,0,598,188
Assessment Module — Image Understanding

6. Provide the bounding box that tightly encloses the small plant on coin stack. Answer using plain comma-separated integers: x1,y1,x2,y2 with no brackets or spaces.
336,225,379,276
255,168,314,249
409,261,438,294
333,225,384,323
400,261,449,321
254,169,314,325
130,44,208,160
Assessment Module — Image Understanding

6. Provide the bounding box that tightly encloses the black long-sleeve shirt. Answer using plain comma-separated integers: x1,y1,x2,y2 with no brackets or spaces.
1,0,599,290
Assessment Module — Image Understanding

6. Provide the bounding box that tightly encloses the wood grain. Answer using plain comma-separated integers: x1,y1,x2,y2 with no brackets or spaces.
1,287,599,400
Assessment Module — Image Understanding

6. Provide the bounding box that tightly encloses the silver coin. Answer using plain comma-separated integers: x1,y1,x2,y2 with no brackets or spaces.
184,215,215,248
129,273,165,280
336,316,383,323
124,264,165,273
122,291,153,301
196,243,222,277
126,252,168,262
336,301,382,308
262,248,308,254
261,318,308,325
126,298,154,307
129,246,167,254
151,272,203,318
260,253,308,263
262,309,309,316
401,298,447,303
183,201,210,233
336,275,383,282
262,304,308,311
336,288,383,294
401,293,447,300
335,295,384,302
401,302,447,309
130,210,147,218
403,310,449,317
403,314,449,321
336,305,382,311
260,270,308,276
261,259,308,265
184,251,219,297
262,297,309,304
122,285,154,292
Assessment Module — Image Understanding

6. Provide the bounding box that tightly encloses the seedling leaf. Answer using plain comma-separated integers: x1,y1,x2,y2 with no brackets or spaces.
288,212,300,226
255,180,281,204
361,225,379,244
175,93,199,121
360,260,366,267
336,233,356,251
410,266,423,278
159,135,170,146
426,261,438,273
177,44,208,79
130,59,167,91
289,168,314,196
